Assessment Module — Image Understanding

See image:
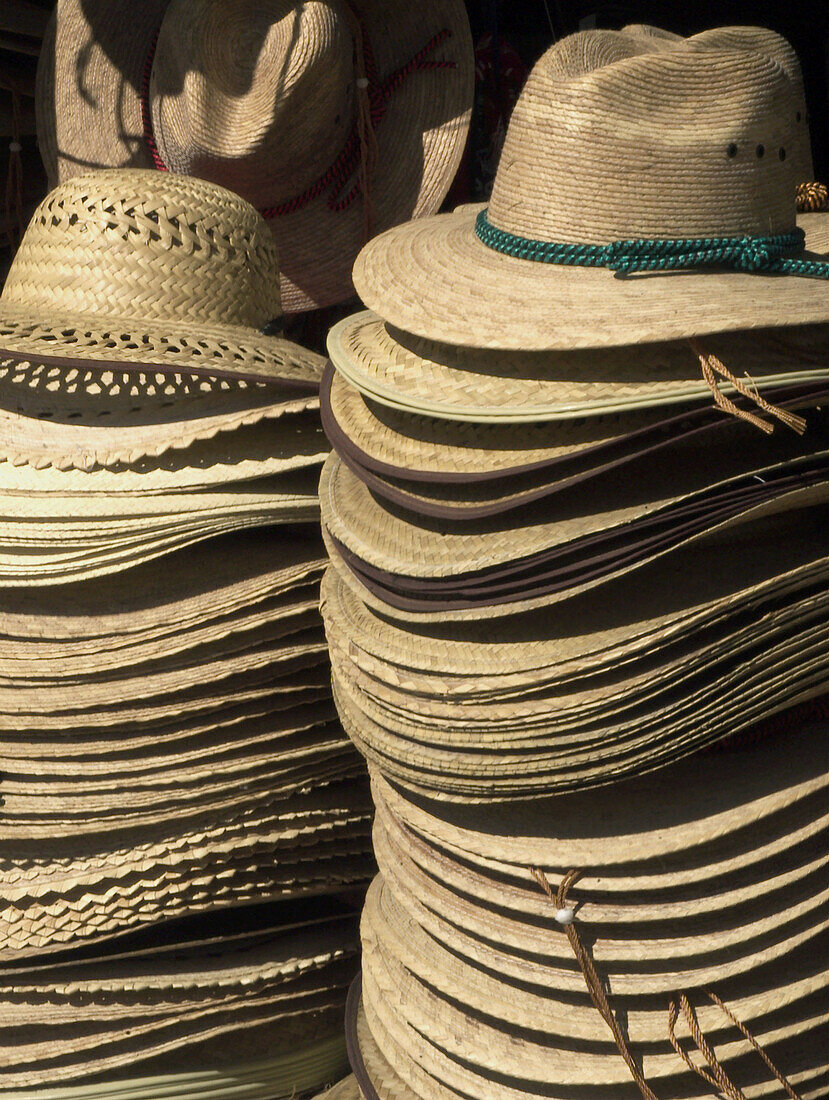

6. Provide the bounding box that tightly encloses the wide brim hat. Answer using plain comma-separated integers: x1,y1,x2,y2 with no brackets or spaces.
0,171,325,387
0,352,323,472
353,28,829,350
37,0,474,314
320,515,829,795
328,310,829,420
0,904,360,1090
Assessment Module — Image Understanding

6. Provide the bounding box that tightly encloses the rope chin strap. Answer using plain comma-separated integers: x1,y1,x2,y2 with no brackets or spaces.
531,868,802,1100
475,209,829,278
140,8,455,242
688,339,807,437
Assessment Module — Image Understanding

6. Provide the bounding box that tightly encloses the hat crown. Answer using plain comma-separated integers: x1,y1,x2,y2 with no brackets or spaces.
151,0,356,210
487,34,800,246
0,171,284,328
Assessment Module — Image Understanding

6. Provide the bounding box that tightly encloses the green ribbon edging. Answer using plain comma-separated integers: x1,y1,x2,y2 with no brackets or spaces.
474,208,829,278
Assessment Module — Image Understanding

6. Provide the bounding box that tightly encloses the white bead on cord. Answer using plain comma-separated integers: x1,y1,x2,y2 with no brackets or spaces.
356,78,369,88
9,142,22,153
554,907,575,925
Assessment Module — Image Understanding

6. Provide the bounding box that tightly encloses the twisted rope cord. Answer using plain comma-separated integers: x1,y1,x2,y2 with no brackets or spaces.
796,181,829,213
0,73,25,250
533,868,801,1100
475,209,829,279
688,339,807,436
531,867,659,1100
667,991,801,1100
140,12,454,232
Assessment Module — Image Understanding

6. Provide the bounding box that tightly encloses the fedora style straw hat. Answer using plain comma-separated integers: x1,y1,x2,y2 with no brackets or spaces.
353,32,829,349
0,170,324,386
37,0,474,313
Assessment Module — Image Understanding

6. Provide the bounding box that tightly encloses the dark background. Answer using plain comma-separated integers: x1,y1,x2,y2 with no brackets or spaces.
467,0,829,179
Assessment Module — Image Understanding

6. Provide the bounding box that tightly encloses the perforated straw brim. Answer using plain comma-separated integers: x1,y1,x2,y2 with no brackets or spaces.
0,310,325,388
352,211,829,350
0,354,323,471
328,310,829,420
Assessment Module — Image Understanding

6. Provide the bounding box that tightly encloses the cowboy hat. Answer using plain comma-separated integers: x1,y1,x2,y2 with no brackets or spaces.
352,31,829,349
36,0,474,312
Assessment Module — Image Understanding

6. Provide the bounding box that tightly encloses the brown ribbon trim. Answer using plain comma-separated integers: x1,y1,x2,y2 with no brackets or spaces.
0,345,320,392
533,868,802,1100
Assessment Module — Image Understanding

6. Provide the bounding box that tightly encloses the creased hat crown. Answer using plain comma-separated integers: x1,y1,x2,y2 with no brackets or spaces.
1,170,284,327
488,36,799,245
151,0,356,209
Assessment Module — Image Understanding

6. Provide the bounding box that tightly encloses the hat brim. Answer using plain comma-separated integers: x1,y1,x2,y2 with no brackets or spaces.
0,307,325,389
38,0,474,314
353,210,829,350
328,310,829,420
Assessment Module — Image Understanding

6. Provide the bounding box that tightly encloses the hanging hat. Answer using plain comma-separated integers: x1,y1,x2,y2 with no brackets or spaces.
353,31,829,349
0,170,324,385
36,0,474,313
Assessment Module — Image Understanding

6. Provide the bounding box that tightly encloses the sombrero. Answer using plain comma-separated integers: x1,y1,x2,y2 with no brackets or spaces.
352,32,829,349
37,0,474,313
0,171,325,385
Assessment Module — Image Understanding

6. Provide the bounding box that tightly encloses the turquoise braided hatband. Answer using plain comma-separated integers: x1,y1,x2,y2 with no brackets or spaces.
474,208,829,278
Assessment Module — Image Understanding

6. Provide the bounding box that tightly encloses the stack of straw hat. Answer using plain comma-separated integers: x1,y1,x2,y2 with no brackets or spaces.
316,24,829,1099
0,170,374,1095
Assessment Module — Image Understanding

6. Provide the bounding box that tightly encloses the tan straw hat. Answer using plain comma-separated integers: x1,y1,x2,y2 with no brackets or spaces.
37,0,474,313
0,170,324,385
353,30,829,349
328,311,829,421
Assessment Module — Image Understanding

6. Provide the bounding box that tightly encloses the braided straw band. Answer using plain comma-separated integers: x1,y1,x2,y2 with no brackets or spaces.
140,12,455,225
475,210,829,279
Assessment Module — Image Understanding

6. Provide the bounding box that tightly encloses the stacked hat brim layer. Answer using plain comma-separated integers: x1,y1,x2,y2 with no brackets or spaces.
317,20,829,1100
0,355,329,584
322,503,829,797
0,899,361,1091
341,728,829,1099
0,171,375,1096
322,316,829,617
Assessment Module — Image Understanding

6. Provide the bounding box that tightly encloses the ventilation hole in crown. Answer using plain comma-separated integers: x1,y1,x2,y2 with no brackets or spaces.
756,144,765,158
726,143,738,158
779,148,786,161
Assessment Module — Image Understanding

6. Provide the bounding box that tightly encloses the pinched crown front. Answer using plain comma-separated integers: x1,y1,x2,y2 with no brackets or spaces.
1,170,284,327
487,41,799,245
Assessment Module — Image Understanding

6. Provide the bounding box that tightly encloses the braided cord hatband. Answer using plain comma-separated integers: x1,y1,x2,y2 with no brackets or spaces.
475,209,829,278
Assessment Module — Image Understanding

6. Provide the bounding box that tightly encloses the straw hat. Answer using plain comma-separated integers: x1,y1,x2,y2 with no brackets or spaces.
37,0,474,313
0,171,324,384
0,353,322,472
319,446,829,613
353,32,829,349
0,905,360,1088
328,311,829,421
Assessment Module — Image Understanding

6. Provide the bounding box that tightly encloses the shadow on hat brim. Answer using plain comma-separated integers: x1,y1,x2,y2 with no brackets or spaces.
353,211,829,351
0,308,325,389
